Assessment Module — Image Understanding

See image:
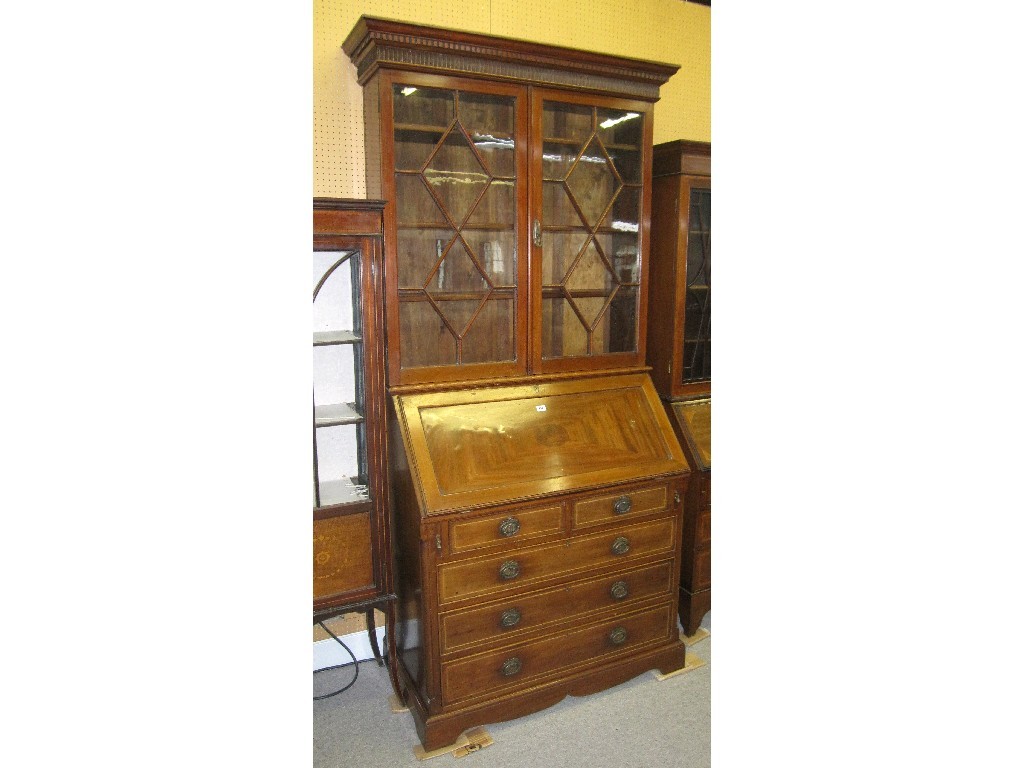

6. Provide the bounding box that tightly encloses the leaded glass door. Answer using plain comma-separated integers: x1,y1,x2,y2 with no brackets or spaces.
533,94,650,372
386,77,528,384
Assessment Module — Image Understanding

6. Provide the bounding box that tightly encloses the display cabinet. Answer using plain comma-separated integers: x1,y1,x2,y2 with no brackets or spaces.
343,17,684,750
646,140,711,633
312,199,397,686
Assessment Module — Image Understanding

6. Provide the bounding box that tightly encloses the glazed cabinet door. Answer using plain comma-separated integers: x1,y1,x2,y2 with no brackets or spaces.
531,91,653,373
679,179,710,386
379,73,531,385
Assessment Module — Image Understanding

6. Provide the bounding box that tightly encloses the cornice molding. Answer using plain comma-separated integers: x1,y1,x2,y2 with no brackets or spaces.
343,16,679,102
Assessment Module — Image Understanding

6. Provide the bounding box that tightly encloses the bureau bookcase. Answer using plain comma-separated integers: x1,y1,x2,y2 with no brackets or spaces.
344,17,687,750
646,140,711,634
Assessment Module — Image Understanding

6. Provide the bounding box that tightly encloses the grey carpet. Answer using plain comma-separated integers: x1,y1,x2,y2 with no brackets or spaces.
314,613,710,767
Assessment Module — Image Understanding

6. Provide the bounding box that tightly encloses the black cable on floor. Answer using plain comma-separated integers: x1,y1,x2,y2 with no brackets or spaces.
313,620,359,701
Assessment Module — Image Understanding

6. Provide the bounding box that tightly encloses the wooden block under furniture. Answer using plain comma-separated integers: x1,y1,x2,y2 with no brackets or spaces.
412,728,493,761
653,653,706,680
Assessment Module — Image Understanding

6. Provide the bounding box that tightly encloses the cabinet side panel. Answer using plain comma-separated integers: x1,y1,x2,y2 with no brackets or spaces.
389,404,426,694
313,512,374,599
363,80,383,199
646,173,680,398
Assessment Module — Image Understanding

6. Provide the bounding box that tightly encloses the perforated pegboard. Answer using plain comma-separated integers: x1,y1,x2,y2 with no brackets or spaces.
313,0,710,197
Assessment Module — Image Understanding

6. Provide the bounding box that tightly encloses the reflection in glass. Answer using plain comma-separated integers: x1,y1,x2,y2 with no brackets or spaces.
393,85,454,128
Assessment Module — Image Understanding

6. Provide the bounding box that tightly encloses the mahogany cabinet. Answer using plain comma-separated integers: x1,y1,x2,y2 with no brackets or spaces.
342,17,685,750
645,140,711,633
388,373,689,750
312,199,397,687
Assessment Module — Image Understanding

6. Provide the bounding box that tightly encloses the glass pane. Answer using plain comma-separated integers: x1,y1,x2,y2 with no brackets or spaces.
396,174,446,226
543,102,593,143
565,138,619,227
465,178,515,228
609,187,640,235
393,85,454,129
462,298,515,363
565,242,614,326
462,229,515,287
396,226,455,289
687,188,711,286
426,238,489,294
682,340,710,382
682,187,711,383
543,181,586,228
607,147,641,184
313,344,356,406
313,245,367,507
395,126,442,172
459,92,515,178
597,108,643,150
542,140,581,181
424,127,489,226
606,285,638,353
436,296,487,338
312,251,355,332
462,160,516,287
542,296,588,358
595,231,639,285
399,299,456,367
542,230,589,284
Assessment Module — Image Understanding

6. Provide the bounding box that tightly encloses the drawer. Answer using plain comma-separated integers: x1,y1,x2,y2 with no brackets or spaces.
439,560,674,655
313,512,373,599
693,546,710,590
573,483,672,529
437,517,677,605
448,503,562,555
694,509,710,548
442,602,676,704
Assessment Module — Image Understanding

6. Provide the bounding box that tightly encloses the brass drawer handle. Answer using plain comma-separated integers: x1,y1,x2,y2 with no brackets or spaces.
610,580,629,600
498,517,521,537
498,560,521,580
611,536,630,556
499,608,522,628
609,627,628,645
613,496,632,514
501,656,523,677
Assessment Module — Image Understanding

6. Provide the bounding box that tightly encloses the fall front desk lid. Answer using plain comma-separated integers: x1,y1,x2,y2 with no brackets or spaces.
671,398,710,471
394,373,688,516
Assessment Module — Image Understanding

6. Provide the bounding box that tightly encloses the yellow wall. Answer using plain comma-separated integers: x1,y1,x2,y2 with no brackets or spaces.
313,0,710,198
